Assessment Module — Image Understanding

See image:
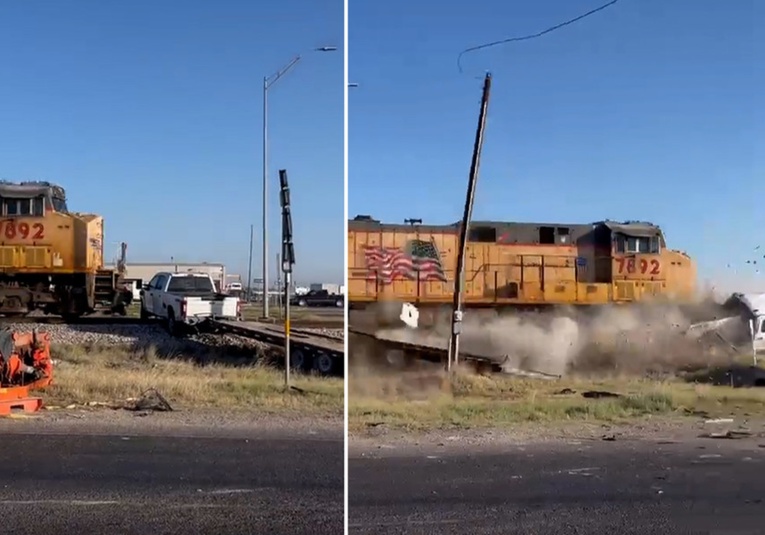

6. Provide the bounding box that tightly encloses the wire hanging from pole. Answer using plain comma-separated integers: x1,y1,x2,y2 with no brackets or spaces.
457,0,623,72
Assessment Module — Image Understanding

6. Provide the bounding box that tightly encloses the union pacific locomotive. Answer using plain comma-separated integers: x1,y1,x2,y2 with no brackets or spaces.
0,180,132,318
347,215,697,309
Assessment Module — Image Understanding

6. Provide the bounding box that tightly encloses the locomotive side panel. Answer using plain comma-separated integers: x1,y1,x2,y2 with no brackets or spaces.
348,220,457,304
79,214,105,271
662,250,696,301
0,212,75,273
347,217,698,308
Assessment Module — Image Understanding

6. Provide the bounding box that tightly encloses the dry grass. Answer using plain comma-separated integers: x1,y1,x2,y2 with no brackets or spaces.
348,369,765,432
47,343,344,416
239,304,342,323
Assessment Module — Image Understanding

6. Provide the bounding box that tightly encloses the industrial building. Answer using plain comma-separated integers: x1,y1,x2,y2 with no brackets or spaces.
103,262,227,298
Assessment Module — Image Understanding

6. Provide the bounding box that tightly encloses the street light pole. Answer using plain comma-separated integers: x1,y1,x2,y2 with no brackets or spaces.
261,47,337,319
247,224,254,301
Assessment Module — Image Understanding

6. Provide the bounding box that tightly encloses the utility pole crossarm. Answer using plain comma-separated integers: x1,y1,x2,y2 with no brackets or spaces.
264,55,302,90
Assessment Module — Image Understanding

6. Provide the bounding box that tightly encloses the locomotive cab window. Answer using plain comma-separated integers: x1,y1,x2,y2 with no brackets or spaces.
2,197,44,217
615,234,661,254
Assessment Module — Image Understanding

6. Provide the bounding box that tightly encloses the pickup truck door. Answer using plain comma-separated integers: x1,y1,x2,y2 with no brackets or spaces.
143,275,160,314
152,274,169,315
753,317,765,354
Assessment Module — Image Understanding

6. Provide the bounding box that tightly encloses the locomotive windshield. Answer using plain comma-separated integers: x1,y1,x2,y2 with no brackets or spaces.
51,196,68,213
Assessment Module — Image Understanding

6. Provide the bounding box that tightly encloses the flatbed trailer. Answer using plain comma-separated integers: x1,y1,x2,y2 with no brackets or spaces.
349,325,501,371
205,319,344,376
349,326,561,379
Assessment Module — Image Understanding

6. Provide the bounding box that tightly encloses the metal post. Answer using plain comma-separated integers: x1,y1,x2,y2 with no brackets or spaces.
276,253,282,314
262,75,269,319
247,224,254,301
284,271,291,388
447,72,492,373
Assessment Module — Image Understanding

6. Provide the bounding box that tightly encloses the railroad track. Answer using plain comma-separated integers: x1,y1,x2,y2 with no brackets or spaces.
0,315,147,325
0,315,344,330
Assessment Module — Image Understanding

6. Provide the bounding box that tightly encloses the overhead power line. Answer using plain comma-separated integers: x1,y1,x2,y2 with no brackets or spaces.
457,0,623,72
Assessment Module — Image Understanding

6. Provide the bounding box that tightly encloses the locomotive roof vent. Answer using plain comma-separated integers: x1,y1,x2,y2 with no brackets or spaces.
353,214,379,222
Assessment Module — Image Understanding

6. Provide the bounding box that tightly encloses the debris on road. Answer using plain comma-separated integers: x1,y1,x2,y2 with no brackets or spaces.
124,388,173,412
582,390,622,399
704,418,734,424
699,430,752,440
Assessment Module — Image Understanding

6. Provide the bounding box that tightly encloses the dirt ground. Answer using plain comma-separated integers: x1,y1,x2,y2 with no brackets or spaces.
348,303,765,436
0,405,343,439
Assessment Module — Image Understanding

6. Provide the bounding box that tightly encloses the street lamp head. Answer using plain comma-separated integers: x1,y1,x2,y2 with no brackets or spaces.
348,82,359,88
314,46,338,52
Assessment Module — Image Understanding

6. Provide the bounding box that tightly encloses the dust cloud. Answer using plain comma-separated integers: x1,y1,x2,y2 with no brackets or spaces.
359,298,744,378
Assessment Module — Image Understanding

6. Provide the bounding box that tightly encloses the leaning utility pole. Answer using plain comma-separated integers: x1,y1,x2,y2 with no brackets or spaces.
446,72,492,373
279,169,296,388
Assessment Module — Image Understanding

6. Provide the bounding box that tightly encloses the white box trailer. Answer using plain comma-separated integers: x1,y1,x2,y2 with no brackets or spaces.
309,283,341,295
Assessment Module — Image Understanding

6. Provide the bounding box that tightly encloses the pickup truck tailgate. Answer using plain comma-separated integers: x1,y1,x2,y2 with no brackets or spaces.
185,297,238,319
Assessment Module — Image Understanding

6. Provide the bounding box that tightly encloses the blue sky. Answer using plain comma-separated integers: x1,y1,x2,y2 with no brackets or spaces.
0,0,343,286
349,0,761,293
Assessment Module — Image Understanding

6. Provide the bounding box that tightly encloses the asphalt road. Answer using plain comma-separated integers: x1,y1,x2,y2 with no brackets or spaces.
349,436,765,534
0,431,343,535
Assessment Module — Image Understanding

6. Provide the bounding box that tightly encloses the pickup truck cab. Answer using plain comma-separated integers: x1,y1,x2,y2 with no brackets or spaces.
140,272,240,335
291,289,344,308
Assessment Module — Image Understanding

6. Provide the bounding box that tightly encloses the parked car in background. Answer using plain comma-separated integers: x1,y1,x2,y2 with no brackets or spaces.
290,289,343,308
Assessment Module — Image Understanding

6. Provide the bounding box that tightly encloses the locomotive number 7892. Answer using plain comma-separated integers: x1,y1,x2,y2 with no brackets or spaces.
0,220,46,240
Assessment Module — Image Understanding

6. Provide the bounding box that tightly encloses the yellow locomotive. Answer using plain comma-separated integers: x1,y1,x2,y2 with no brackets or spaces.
347,215,697,309
0,180,132,317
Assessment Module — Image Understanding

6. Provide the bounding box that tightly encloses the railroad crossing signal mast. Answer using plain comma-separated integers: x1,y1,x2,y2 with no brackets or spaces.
447,72,492,373
279,169,296,388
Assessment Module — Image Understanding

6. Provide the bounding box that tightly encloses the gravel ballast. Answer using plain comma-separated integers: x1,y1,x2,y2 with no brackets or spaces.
0,322,344,348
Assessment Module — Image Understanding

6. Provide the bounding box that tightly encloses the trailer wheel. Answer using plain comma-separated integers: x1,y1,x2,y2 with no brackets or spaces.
290,349,313,372
314,353,335,376
384,349,408,370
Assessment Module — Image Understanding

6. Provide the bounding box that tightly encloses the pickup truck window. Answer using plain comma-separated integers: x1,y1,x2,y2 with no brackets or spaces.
154,274,169,290
167,276,215,294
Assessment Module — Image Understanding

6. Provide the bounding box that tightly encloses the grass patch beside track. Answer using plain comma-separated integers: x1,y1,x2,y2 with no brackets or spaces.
47,344,344,416
348,370,765,433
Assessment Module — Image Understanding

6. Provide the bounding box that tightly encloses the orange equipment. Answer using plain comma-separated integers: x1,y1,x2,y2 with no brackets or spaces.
0,330,52,416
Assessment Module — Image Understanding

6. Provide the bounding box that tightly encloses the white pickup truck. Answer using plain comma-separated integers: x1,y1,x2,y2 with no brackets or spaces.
139,272,240,335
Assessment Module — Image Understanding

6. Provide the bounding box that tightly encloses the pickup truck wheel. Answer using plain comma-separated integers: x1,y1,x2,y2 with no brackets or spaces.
167,311,182,337
313,353,335,376
140,305,150,321
335,299,343,308
298,299,307,307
